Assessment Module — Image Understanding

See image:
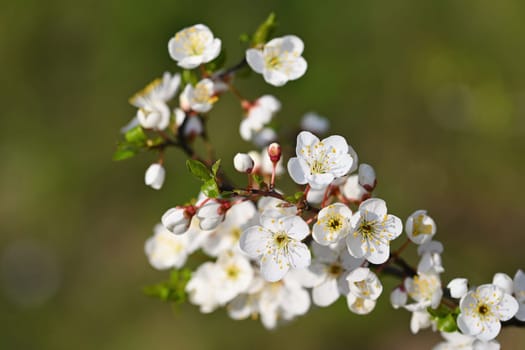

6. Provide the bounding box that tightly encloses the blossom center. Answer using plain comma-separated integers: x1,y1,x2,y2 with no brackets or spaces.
225,264,240,279
412,214,433,237
265,55,281,69
274,232,290,248
231,227,242,241
477,303,490,316
328,263,343,277
327,215,343,232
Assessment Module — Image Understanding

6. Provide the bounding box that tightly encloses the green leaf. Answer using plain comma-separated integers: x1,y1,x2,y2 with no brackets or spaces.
201,178,220,198
113,143,140,161
211,159,221,177
186,159,212,181
143,268,192,303
124,125,147,144
252,174,266,187
437,314,458,332
285,191,304,204
252,12,277,46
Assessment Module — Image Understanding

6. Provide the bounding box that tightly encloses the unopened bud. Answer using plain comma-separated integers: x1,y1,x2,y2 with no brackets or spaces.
358,163,376,191
447,278,468,299
267,142,282,163
233,153,254,173
145,163,165,190
161,206,193,234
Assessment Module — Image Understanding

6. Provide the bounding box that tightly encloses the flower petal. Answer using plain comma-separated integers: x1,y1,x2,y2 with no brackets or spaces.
313,277,340,307
239,226,271,257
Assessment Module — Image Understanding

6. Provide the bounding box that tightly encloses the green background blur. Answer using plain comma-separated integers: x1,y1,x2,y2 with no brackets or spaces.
1,0,524,349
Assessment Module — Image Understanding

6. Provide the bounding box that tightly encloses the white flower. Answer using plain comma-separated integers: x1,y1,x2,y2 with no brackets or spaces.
179,78,218,113
168,24,221,69
129,72,181,130
433,331,500,350
448,278,469,299
240,95,280,142
288,131,354,190
144,163,165,190
410,310,433,334
161,206,192,234
145,224,191,270
229,271,310,329
196,200,225,230
492,273,513,295
514,269,525,321
405,210,437,245
175,109,204,138
312,203,352,246
358,163,376,191
390,287,408,309
246,35,307,86
417,240,444,274
300,112,329,134
201,201,258,257
185,252,253,313
346,198,402,264
240,214,311,282
403,272,443,312
308,241,363,307
457,284,519,341
340,174,370,203
233,153,255,173
346,267,383,314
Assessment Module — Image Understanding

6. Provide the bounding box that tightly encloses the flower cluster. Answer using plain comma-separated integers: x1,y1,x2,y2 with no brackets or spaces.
114,15,524,348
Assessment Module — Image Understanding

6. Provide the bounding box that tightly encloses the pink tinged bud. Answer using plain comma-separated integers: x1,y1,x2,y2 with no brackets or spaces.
447,278,469,299
267,142,282,163
358,163,376,191
145,163,165,190
161,207,192,234
233,153,255,173
196,201,225,230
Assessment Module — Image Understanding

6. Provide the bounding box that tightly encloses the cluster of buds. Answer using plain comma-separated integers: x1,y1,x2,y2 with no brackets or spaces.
114,15,524,348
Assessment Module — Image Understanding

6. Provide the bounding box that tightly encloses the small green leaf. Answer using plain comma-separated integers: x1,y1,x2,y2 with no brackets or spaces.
186,159,212,181
437,314,458,332
143,268,192,303
211,159,221,177
124,125,147,144
113,143,140,161
201,178,220,198
252,12,277,46
252,174,266,187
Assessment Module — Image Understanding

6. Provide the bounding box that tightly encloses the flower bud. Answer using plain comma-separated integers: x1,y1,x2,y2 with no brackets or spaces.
390,287,407,309
300,112,330,134
447,278,468,299
196,201,225,230
341,175,369,202
233,153,255,173
145,163,165,190
358,163,376,191
267,142,282,163
493,273,513,294
405,210,437,245
161,207,192,234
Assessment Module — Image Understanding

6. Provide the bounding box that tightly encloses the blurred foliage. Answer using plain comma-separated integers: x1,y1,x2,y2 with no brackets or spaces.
1,0,524,349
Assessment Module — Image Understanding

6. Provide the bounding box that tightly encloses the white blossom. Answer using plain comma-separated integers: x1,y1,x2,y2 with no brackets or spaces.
403,272,443,312
390,287,408,309
340,174,370,203
308,242,363,307
410,310,433,334
240,213,311,282
433,331,500,350
129,72,181,130
514,269,525,321
144,163,165,190
240,95,280,142
161,206,192,234
457,284,518,341
288,131,354,190
233,153,255,173
346,198,402,264
145,224,192,270
246,35,307,86
180,78,217,113
417,240,444,274
405,210,437,245
492,272,513,295
312,203,352,246
196,200,225,230
448,278,469,299
346,267,383,314
300,112,329,134
201,201,258,257
168,24,221,69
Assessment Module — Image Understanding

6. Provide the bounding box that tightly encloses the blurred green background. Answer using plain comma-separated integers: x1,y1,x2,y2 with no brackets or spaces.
1,0,524,348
